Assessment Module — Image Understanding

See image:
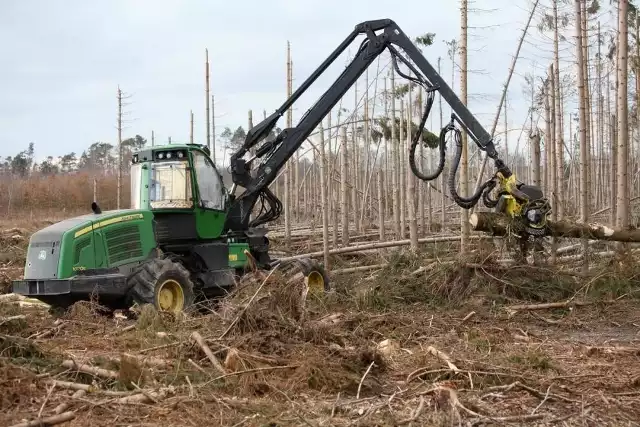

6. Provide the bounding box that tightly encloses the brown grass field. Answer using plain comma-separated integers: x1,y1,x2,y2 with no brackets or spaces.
2,206,640,426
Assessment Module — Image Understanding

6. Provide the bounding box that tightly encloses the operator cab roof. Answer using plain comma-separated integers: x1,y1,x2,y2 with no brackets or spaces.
131,143,211,164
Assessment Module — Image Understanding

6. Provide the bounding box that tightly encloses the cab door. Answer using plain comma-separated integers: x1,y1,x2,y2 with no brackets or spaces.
191,150,227,239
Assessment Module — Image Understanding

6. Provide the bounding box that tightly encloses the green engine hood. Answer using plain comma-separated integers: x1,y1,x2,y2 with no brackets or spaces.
24,209,156,280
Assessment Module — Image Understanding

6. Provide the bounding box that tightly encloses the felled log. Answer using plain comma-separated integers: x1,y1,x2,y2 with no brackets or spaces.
470,212,640,243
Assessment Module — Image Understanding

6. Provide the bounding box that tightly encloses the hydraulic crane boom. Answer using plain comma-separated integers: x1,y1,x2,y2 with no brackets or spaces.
224,18,548,239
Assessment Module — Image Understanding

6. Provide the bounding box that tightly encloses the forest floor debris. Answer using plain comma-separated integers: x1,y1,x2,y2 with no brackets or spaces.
2,253,640,426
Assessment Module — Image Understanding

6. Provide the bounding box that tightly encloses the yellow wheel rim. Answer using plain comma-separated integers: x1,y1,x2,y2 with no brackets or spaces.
156,279,185,312
306,271,325,295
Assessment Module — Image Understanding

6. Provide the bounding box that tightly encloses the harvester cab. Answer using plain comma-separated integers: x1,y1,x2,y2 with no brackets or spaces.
129,143,229,239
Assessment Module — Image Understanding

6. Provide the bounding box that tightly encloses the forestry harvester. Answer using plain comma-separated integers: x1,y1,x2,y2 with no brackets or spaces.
11,19,551,313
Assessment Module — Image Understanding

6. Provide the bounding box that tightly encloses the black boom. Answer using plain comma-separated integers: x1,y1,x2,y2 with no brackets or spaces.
223,19,514,233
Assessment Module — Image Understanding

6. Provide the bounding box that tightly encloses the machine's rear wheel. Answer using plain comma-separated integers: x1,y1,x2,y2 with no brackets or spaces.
278,257,331,295
126,257,195,313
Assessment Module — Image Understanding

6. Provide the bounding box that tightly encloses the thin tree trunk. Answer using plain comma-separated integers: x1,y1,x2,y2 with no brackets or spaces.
553,0,564,219
460,0,470,253
352,81,360,233
438,57,446,230
205,49,211,150
377,169,385,241
531,131,541,187
597,20,605,210
384,76,390,218
340,126,349,246
399,99,406,239
285,41,292,243
319,122,329,269
407,97,418,251
116,86,122,209
391,70,400,238
544,78,551,195
575,0,589,272
616,0,630,252
190,110,194,144
581,0,592,213
548,66,558,263
211,94,216,164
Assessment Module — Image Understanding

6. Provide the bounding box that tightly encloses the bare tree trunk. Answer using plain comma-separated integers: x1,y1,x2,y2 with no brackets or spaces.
543,78,555,196
205,49,210,150
407,97,418,251
211,95,216,164
190,110,194,144
417,86,425,233
549,65,558,214
391,70,400,238
504,92,509,162
597,21,605,210
319,122,329,269
116,86,122,209
438,57,446,230
611,112,618,225
553,0,564,219
399,99,406,238
460,0,470,253
329,115,338,247
364,69,372,227
547,67,558,263
616,0,630,252
575,0,589,272
377,169,385,241
531,131,541,187
580,0,592,213
340,126,349,246
352,82,361,234
285,41,292,243
383,76,390,218
635,16,640,204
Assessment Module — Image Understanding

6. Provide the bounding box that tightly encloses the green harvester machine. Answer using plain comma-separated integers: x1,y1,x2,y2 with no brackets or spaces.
11,143,329,313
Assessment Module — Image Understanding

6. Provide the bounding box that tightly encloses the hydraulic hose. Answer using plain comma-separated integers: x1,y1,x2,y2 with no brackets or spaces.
446,127,495,209
408,119,499,210
408,116,447,182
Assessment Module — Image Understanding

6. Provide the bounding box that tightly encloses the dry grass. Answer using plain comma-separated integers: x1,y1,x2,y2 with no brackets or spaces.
0,173,130,218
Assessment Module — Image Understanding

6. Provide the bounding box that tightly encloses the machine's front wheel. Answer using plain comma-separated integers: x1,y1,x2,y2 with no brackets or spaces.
127,257,195,313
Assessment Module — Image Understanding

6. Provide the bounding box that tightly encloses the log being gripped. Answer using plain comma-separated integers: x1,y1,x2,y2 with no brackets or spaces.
470,212,640,243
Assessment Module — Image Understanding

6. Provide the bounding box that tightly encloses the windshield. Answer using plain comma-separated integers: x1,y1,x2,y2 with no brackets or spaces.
149,160,193,209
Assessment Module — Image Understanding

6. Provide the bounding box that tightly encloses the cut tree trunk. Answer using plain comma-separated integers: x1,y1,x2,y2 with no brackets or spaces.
470,211,640,243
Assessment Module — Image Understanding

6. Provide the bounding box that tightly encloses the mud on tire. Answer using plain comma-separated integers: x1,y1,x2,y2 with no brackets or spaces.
126,257,195,313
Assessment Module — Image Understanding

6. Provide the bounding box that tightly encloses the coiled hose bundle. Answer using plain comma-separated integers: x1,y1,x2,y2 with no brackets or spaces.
408,118,500,210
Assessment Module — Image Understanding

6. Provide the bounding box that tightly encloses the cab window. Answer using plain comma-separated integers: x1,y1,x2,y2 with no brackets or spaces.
192,151,224,210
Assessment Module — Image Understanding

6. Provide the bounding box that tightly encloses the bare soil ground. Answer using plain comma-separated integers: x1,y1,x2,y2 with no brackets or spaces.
2,221,640,426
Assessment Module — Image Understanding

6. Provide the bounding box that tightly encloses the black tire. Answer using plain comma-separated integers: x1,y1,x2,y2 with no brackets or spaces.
295,257,331,293
126,257,195,313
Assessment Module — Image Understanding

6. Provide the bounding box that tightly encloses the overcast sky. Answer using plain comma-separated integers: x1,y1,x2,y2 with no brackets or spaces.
0,0,569,164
